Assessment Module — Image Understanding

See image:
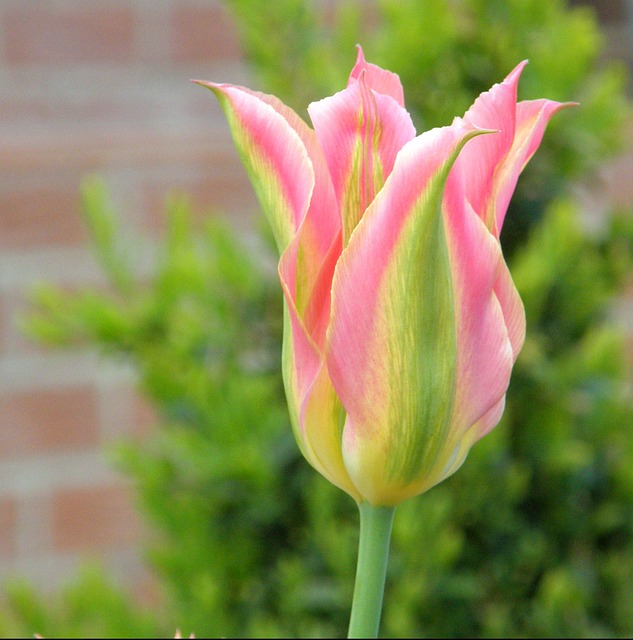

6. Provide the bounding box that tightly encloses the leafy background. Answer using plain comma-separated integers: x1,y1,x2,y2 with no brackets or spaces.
3,0,633,636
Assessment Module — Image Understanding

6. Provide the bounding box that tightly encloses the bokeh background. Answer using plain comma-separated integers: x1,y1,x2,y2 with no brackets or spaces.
1,0,633,636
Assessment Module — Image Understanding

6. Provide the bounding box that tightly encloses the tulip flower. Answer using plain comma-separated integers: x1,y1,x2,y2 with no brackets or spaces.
196,48,567,504
196,48,571,637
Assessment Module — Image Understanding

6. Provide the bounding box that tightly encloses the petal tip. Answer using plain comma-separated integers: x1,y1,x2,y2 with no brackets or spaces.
191,79,223,94
505,60,529,85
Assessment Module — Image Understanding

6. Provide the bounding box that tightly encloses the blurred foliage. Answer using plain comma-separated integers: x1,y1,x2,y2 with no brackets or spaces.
5,0,633,637
0,565,164,638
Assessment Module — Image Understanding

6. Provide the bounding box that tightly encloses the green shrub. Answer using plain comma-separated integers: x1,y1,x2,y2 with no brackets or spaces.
0,565,163,638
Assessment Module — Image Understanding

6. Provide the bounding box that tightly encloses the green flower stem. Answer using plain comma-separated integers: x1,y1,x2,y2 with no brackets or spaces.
348,501,396,638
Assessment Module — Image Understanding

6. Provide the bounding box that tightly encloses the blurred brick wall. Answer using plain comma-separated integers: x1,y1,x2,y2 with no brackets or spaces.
0,0,258,595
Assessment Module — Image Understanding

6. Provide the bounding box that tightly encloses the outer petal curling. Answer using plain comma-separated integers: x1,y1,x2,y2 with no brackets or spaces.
488,98,574,233
194,83,341,329
455,62,573,235
241,87,341,311
194,82,314,253
455,61,525,233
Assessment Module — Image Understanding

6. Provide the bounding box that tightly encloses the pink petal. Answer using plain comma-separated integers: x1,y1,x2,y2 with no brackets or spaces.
242,88,342,344
326,120,485,505
433,396,507,489
347,45,406,106
196,80,341,348
308,72,416,245
440,171,515,441
493,257,526,361
472,396,507,440
197,81,351,499
239,87,341,263
422,164,526,485
490,98,574,232
194,81,314,252
454,62,526,234
455,62,573,235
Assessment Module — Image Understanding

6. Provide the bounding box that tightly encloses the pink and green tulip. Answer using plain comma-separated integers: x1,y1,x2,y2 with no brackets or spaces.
195,48,569,507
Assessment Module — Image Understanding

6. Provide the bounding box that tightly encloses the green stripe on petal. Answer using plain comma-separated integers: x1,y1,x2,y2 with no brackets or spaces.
381,192,456,484
327,121,491,505
341,136,386,244
196,82,314,254
308,73,416,247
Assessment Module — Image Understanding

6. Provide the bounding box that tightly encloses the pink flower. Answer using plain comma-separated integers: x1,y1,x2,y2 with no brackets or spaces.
196,48,571,506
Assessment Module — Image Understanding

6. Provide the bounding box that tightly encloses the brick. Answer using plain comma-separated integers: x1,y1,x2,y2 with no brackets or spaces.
132,573,163,609
0,497,17,558
3,3,136,66
97,380,154,442
52,484,142,552
0,126,241,177
0,386,100,457
171,3,242,63
0,183,85,250
140,165,258,232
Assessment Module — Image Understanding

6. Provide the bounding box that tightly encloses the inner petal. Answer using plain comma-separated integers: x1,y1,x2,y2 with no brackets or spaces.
308,73,416,246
